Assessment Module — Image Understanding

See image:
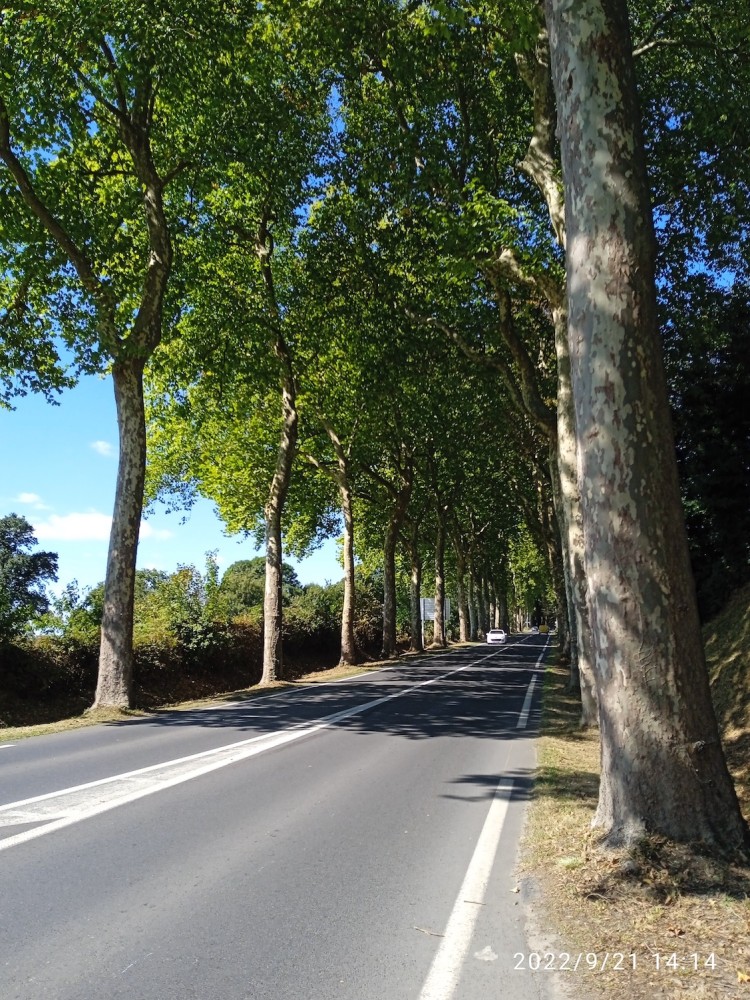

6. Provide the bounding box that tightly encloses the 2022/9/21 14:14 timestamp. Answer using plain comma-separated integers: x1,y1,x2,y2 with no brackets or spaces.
513,952,718,972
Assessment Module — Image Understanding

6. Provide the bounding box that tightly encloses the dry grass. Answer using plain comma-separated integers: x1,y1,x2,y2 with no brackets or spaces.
523,587,750,1000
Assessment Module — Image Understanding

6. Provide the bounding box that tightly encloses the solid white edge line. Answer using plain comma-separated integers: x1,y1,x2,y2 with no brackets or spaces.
417,779,515,1000
0,645,525,852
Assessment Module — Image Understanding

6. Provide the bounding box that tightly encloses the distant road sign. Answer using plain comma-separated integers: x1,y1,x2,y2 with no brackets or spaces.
420,598,451,621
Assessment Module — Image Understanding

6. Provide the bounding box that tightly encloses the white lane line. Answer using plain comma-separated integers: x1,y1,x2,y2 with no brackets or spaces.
516,635,549,729
0,744,15,749
417,779,515,1000
516,677,537,729
0,647,512,853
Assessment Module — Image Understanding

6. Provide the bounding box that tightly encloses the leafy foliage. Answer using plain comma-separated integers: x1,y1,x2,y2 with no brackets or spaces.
0,514,58,640
665,279,750,616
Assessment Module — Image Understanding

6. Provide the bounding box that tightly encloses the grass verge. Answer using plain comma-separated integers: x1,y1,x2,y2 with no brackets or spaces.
522,589,750,1000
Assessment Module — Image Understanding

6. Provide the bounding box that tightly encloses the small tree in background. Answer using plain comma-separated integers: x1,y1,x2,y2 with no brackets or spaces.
0,513,58,641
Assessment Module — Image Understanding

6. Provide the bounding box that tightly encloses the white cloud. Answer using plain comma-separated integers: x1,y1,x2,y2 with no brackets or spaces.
90,440,115,457
140,522,173,541
14,492,52,511
34,511,172,542
34,511,113,541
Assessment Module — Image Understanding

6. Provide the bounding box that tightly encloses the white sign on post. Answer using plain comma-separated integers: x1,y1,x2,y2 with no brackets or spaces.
419,598,451,646
420,597,435,620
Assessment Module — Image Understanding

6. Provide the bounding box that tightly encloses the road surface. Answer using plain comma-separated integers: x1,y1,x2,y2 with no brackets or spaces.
0,635,553,1000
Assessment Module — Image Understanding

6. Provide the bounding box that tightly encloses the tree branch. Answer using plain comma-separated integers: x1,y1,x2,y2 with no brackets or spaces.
0,92,121,354
515,17,566,248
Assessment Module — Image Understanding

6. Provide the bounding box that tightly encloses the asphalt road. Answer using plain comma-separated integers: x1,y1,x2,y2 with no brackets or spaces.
0,635,552,1000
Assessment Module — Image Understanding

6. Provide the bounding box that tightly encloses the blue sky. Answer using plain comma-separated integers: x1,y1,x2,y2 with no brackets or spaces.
0,373,342,594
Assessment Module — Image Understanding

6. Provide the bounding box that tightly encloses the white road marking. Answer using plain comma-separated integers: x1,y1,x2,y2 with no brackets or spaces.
417,779,514,1000
0,646,519,853
0,744,15,749
516,678,537,729
516,636,549,729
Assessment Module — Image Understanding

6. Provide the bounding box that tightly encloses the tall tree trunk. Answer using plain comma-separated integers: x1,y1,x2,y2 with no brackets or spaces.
381,484,412,658
403,519,424,653
497,586,509,633
539,481,571,663
261,376,298,685
453,535,469,641
382,518,400,659
545,0,749,851
551,309,598,724
467,570,478,640
432,514,447,647
339,480,358,666
514,17,597,722
481,576,491,635
408,543,423,653
93,358,146,708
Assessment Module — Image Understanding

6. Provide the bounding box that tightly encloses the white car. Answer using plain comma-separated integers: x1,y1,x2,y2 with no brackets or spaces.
486,629,507,645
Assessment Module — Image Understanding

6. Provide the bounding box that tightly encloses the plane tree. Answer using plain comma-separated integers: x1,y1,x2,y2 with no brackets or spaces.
544,0,749,852
0,1,297,707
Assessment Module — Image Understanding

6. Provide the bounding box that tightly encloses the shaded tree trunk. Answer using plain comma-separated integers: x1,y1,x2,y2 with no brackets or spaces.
408,547,423,653
551,310,598,725
453,533,469,641
381,470,412,659
94,358,146,708
545,0,749,851
514,20,597,723
258,213,297,686
467,570,478,640
497,586,509,633
339,480,357,666
404,520,424,653
382,519,400,659
432,514,447,647
479,575,490,635
261,375,298,685
303,422,359,666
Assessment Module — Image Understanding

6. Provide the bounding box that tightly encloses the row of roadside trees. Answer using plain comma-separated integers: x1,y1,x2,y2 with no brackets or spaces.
1,1,748,854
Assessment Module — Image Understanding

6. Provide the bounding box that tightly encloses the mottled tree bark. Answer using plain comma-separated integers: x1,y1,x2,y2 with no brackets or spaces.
94,358,146,707
381,519,400,659
381,470,412,659
513,22,598,723
404,522,424,653
453,534,469,641
339,479,358,666
467,570,478,640
258,213,297,685
261,375,298,685
408,551,423,653
479,575,491,635
552,307,598,724
545,0,749,851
